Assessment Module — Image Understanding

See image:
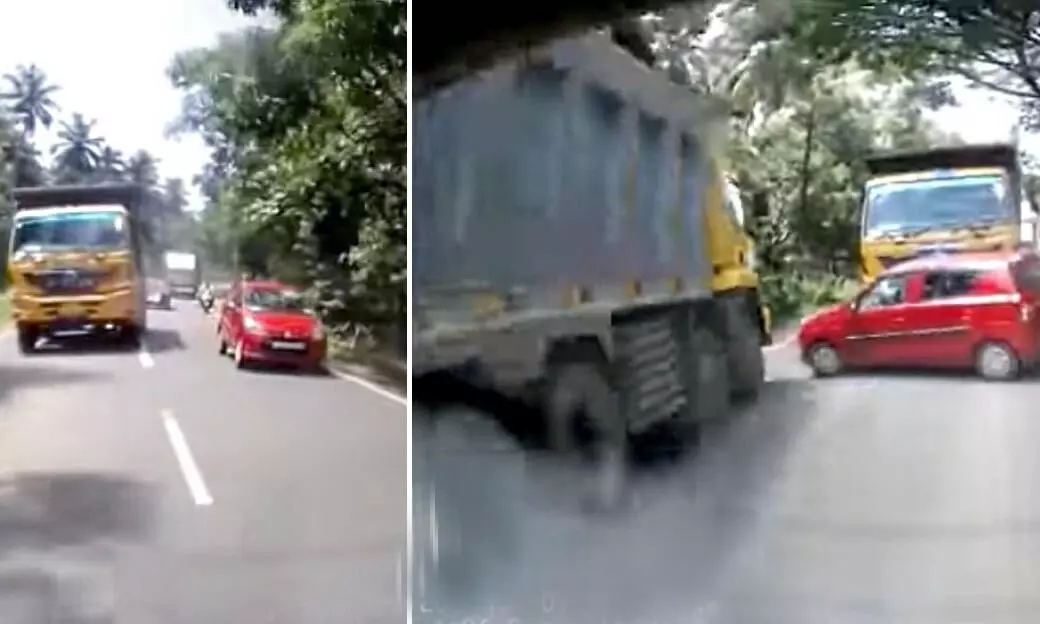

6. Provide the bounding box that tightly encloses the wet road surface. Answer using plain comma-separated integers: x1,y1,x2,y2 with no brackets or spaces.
414,338,1040,624
0,302,406,623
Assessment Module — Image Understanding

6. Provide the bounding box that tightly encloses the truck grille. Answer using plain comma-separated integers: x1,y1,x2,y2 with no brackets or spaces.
27,268,107,295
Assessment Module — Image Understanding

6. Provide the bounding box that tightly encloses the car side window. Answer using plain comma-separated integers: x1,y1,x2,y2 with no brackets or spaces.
859,274,909,310
921,270,978,301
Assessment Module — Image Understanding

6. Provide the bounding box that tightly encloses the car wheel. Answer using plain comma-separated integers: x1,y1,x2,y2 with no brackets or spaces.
974,341,1020,381
808,342,842,377
217,333,228,356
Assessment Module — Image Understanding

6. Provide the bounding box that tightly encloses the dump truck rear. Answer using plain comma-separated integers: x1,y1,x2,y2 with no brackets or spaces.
414,30,764,488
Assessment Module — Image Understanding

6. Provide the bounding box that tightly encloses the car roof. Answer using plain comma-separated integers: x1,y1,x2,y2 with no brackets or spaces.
882,250,1025,277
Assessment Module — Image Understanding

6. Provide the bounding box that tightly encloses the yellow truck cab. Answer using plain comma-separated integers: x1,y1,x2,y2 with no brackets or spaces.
859,143,1035,282
6,184,149,353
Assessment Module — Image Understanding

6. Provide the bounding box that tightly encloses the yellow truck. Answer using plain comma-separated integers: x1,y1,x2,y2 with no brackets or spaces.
859,143,1037,282
6,184,149,353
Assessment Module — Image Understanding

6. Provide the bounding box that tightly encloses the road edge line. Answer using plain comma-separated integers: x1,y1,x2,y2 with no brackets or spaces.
326,365,408,406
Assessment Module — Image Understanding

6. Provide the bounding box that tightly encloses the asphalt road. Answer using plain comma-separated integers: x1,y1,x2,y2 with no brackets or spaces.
0,301,406,623
414,337,1040,624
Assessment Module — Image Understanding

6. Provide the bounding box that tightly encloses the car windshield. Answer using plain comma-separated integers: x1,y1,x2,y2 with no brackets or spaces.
863,174,1011,239
243,288,306,312
11,210,129,256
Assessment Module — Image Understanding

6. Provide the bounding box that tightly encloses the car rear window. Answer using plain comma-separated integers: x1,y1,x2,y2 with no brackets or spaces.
921,270,981,300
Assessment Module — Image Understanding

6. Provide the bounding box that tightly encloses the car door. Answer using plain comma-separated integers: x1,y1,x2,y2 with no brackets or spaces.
220,285,243,342
910,269,980,366
846,272,921,366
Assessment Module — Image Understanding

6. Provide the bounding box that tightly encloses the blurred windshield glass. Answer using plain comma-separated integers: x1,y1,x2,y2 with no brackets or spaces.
864,175,1010,238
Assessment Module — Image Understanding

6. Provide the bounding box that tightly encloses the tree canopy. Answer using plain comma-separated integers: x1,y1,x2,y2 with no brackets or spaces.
167,0,406,349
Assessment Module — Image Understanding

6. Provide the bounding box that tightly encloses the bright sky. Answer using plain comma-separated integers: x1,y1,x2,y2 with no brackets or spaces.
929,81,1040,156
0,0,262,211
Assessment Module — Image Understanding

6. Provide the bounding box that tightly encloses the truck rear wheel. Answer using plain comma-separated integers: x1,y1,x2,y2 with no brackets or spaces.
544,349,628,513
122,324,142,349
17,327,38,355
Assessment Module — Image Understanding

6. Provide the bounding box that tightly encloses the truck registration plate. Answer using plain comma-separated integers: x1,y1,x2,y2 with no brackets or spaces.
270,340,306,351
57,305,82,318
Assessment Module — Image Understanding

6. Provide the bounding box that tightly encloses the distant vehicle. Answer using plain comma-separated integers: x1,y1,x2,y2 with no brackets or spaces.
217,280,327,372
146,277,173,310
799,250,1040,380
6,184,150,353
164,251,200,298
858,142,1038,283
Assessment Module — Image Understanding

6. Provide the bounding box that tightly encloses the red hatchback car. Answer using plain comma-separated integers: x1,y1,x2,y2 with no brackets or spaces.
218,280,328,372
799,251,1040,380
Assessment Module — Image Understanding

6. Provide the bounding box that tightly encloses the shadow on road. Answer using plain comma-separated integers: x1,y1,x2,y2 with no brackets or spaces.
0,365,107,407
0,472,158,623
143,328,184,354
412,377,824,620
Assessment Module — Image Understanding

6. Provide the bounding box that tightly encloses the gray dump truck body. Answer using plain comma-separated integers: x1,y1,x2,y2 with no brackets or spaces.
412,33,754,615
414,32,718,385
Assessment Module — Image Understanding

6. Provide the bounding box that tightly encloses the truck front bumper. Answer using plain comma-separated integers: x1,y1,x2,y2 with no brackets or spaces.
10,289,139,328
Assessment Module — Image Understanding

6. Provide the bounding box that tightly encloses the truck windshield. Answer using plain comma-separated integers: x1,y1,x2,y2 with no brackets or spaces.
863,174,1011,239
11,210,129,255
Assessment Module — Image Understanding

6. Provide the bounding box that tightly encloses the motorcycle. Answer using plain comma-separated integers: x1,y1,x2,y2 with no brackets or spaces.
199,291,215,314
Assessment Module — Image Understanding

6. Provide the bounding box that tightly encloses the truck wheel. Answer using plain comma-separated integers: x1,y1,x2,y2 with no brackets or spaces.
725,299,765,401
677,327,730,439
544,354,628,513
122,325,142,349
17,327,38,355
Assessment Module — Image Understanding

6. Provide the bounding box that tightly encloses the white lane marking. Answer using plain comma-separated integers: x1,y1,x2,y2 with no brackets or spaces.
160,409,213,506
328,367,407,405
137,346,155,369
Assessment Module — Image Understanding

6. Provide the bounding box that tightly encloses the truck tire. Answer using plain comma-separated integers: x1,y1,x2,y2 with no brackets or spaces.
682,326,731,430
17,327,37,355
729,314,765,401
719,294,765,401
122,324,142,349
544,349,628,513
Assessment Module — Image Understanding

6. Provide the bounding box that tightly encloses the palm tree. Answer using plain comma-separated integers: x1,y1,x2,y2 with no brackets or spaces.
51,113,103,183
125,150,160,189
162,177,188,214
1,64,59,136
95,145,125,182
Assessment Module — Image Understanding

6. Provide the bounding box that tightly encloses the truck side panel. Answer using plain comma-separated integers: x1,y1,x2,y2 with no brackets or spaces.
413,53,712,318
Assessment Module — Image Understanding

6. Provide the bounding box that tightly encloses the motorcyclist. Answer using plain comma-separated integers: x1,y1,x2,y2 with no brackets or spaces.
198,282,215,311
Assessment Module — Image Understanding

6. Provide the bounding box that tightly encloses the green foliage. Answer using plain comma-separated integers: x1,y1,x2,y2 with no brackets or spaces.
169,0,406,345
759,272,859,324
784,0,1040,128
640,2,962,320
